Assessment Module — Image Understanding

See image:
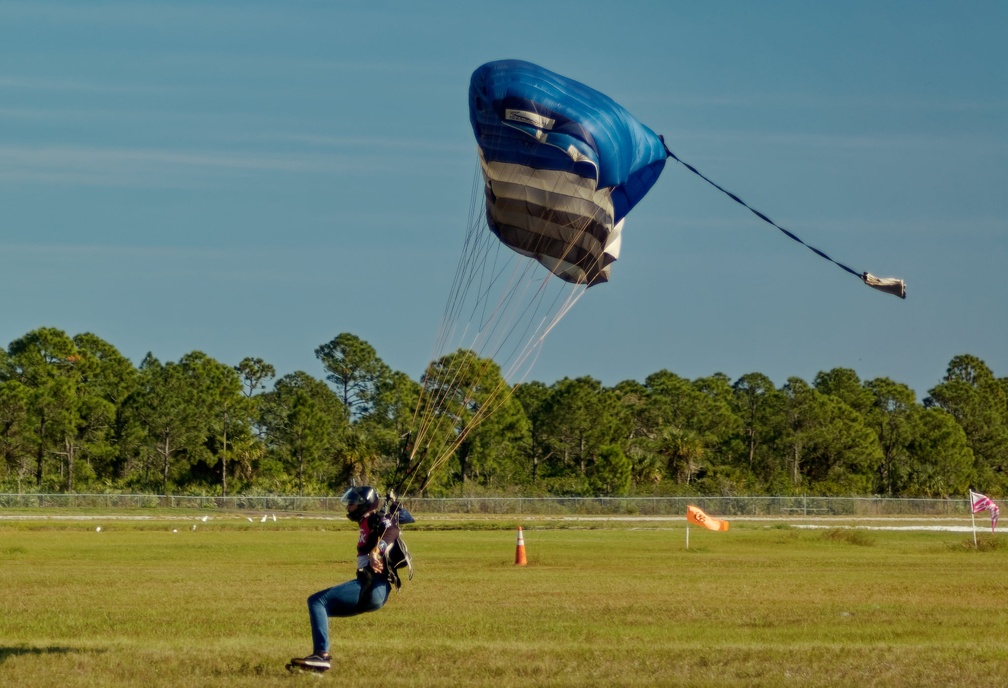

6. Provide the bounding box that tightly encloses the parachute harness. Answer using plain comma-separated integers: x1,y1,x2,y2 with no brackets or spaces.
366,491,414,599
661,138,906,299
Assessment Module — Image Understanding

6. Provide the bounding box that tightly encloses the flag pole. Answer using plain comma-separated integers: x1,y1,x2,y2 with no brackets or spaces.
970,491,977,548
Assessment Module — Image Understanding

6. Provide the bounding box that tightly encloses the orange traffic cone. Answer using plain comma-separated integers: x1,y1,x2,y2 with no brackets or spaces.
514,526,527,566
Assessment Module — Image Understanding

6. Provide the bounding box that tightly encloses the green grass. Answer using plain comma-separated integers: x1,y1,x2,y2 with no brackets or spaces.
1,516,1006,687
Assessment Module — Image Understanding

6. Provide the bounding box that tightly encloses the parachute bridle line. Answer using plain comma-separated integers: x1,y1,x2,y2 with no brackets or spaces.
661,139,906,299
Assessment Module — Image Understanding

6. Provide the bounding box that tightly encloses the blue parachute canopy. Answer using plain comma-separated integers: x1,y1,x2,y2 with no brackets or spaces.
469,60,905,297
469,60,668,286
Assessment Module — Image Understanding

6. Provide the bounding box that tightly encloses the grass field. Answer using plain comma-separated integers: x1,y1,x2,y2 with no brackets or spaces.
1,513,1007,687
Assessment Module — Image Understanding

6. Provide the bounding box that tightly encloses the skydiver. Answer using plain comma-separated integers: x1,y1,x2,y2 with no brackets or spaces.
287,486,411,673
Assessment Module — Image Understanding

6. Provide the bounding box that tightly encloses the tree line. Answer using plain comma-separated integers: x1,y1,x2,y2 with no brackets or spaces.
1,327,1005,499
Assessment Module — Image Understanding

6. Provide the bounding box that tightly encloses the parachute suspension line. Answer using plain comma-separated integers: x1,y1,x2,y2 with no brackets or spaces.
412,282,583,493
410,170,483,435
404,108,604,495
464,165,593,381
407,270,585,495
434,166,493,350
410,266,580,486
404,173,493,487
439,170,546,373
398,173,551,495
441,160,588,378
497,276,585,382
413,377,512,493
407,191,493,455
399,189,592,495
661,138,906,299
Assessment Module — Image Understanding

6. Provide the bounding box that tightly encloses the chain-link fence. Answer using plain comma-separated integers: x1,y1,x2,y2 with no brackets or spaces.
409,495,967,517
0,493,972,517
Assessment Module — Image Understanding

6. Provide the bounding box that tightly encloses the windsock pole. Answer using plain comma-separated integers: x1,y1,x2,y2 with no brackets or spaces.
515,526,527,566
686,522,690,550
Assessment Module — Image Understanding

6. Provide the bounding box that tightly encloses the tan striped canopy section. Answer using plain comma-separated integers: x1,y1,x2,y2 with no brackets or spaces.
479,152,622,287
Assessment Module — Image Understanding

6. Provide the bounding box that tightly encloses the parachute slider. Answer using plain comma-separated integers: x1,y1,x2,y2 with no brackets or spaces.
861,273,906,299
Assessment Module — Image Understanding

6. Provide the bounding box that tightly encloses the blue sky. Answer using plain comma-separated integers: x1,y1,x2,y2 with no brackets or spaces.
1,1,1005,399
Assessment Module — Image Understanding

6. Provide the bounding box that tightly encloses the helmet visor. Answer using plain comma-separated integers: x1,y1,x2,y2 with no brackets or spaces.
339,488,360,507
340,486,376,510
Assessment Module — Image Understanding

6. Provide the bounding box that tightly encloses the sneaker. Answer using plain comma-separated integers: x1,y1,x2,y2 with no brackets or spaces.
290,652,331,671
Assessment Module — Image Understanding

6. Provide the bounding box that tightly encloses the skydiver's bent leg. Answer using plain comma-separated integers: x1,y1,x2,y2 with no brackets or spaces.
307,577,392,654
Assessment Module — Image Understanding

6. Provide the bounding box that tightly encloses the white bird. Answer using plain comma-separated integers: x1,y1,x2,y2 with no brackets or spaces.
201,515,208,522
247,517,253,523
191,524,197,531
95,526,102,533
272,514,277,522
260,514,267,523
172,529,178,533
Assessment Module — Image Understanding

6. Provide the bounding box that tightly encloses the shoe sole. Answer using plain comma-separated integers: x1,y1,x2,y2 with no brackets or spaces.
286,662,329,674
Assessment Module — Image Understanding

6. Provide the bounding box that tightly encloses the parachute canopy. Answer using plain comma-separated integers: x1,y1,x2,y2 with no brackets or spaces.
399,60,907,496
469,59,668,286
470,59,905,298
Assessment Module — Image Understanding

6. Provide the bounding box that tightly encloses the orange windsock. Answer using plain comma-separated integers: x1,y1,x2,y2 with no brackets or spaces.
687,505,729,532
514,526,527,566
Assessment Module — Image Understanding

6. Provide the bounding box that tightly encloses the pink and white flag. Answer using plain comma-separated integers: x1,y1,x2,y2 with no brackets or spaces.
970,491,1000,533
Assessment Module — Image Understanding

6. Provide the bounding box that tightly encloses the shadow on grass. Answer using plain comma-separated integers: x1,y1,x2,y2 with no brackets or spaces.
0,645,104,665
